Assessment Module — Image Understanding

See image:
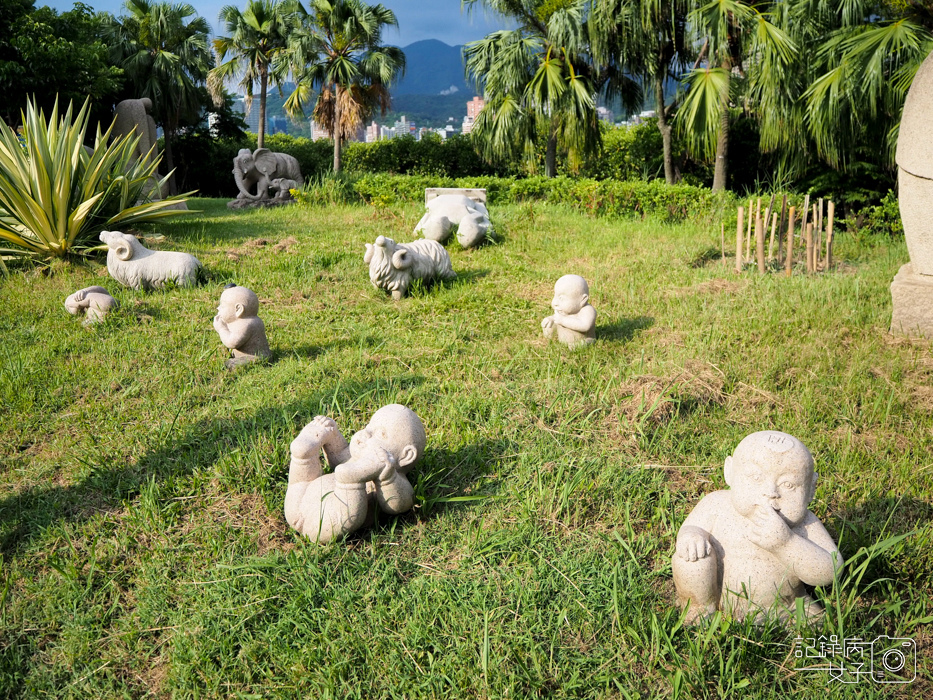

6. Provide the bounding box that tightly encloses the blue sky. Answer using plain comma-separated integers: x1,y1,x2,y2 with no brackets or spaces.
43,0,510,47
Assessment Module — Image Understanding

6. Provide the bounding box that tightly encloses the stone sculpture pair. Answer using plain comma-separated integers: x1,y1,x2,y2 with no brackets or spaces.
230,148,303,208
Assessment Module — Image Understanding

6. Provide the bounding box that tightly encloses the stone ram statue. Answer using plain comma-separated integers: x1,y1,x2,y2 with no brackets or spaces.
364,235,456,300
99,230,202,290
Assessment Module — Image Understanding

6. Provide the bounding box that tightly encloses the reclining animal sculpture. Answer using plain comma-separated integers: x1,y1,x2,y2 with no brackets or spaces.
99,230,202,290
363,235,456,300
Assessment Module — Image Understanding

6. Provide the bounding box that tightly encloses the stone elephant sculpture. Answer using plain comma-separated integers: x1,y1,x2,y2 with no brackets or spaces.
233,148,303,202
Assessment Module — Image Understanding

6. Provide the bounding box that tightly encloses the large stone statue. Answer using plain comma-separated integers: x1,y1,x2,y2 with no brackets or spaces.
113,98,159,166
892,49,933,336
284,405,426,544
213,285,272,368
229,148,303,208
673,431,843,624
541,275,596,348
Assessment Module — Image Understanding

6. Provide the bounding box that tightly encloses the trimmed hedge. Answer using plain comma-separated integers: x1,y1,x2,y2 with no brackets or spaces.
343,173,733,223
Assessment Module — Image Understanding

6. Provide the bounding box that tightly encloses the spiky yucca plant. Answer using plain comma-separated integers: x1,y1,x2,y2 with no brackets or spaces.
0,98,191,261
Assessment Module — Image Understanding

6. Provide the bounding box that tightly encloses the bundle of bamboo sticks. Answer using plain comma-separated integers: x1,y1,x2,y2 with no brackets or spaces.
723,195,835,275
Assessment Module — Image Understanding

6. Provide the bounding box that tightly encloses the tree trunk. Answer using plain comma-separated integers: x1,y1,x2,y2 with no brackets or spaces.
333,83,342,173
163,120,177,196
258,65,268,149
654,74,677,185
545,124,557,178
712,73,730,192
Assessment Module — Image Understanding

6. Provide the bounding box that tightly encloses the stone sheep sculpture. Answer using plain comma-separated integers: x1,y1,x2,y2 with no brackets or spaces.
99,230,202,290
364,235,456,300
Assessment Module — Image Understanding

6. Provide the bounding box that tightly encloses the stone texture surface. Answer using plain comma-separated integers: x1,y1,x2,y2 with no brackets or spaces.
898,169,933,277
890,263,933,337
414,194,492,248
364,235,456,299
64,286,118,325
896,50,933,180
425,187,487,205
672,431,842,624
283,405,426,544
100,230,201,290
230,148,302,207
213,285,272,368
541,275,596,348
113,98,158,168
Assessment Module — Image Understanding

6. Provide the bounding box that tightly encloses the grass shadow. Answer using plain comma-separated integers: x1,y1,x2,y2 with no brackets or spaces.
689,246,728,268
598,315,654,342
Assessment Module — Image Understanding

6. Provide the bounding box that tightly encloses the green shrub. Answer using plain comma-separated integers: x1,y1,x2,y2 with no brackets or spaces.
0,98,190,262
849,189,903,238
343,134,505,178
292,172,361,206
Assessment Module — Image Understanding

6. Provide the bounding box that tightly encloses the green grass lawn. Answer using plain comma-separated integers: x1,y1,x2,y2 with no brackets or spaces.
1,198,930,698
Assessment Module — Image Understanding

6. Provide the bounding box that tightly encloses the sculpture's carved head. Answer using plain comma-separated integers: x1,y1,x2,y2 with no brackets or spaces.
99,230,140,261
217,285,259,323
348,404,426,475
724,431,816,525
141,97,153,113
551,274,589,316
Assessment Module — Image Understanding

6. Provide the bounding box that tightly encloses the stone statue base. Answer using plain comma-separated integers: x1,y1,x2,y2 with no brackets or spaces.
890,263,933,337
226,198,295,210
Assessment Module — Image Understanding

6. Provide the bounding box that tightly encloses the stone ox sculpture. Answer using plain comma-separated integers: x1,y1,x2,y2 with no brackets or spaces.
99,230,202,290
284,405,426,544
673,431,842,624
414,194,492,248
892,49,933,337
364,235,456,299
230,148,302,208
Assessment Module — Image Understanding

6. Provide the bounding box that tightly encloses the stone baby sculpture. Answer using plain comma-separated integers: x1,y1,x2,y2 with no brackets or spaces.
414,194,492,248
673,431,843,624
541,274,596,348
284,404,426,544
270,177,299,201
212,285,272,368
100,230,201,290
64,286,118,325
364,235,456,300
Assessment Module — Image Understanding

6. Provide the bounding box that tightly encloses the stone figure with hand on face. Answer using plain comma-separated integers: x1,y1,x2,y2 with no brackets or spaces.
542,274,596,348
212,284,271,368
673,431,843,623
284,405,426,544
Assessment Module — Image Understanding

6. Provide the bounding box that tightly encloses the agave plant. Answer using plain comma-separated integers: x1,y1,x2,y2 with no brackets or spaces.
0,97,191,262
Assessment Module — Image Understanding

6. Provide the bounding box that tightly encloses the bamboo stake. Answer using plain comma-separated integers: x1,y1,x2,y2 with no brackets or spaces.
785,206,795,276
800,194,810,242
777,194,787,265
756,216,766,273
825,200,835,270
806,223,814,273
813,203,820,268
767,212,778,262
762,193,776,236
817,197,824,260
746,199,754,262
736,206,744,273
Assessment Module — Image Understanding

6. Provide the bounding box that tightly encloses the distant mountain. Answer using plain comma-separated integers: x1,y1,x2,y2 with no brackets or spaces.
393,39,474,98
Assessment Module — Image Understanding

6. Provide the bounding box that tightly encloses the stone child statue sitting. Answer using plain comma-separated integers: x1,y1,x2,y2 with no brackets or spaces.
284,405,426,544
541,274,596,348
212,285,272,368
673,431,843,623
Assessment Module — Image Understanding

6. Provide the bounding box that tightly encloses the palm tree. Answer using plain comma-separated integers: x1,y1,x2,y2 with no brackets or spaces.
590,0,697,184
463,0,605,178
208,0,296,149
675,0,794,191
282,0,405,173
110,0,212,194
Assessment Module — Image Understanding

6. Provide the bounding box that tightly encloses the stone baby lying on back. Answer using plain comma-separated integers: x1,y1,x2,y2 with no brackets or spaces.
284,405,426,544
99,230,202,290
364,235,455,299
